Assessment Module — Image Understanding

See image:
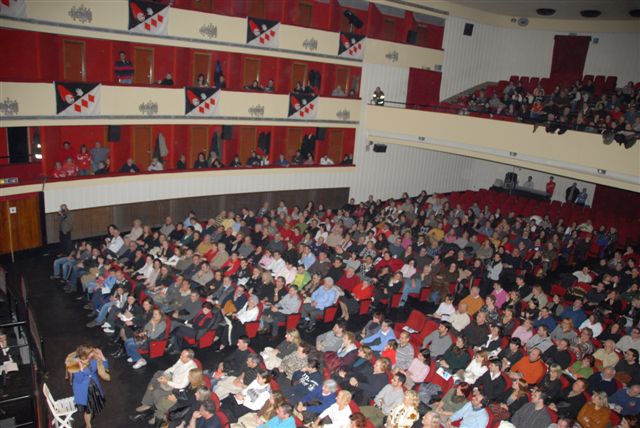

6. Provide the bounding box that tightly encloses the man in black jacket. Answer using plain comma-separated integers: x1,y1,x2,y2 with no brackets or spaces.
474,358,506,401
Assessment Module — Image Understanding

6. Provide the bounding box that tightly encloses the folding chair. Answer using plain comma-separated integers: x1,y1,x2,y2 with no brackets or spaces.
43,383,76,428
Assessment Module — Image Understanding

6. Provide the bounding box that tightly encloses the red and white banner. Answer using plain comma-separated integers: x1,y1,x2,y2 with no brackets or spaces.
288,93,318,120
338,32,366,60
0,0,26,18
246,17,280,48
55,82,101,116
185,87,221,117
128,0,169,36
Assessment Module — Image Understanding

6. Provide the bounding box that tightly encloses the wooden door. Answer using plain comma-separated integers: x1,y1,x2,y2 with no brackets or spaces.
248,0,265,18
192,0,212,12
291,62,307,90
335,66,350,93
243,57,261,87
327,129,344,163
132,126,152,168
133,47,154,85
382,18,396,41
297,1,312,27
286,128,303,159
63,40,85,81
238,127,257,164
416,24,429,47
192,52,212,86
190,126,209,165
0,194,42,255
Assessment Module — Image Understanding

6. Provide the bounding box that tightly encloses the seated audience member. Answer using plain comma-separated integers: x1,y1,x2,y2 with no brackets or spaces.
509,348,546,385
609,384,640,416
220,370,272,423
296,379,338,423
131,349,198,420
385,390,420,428
259,286,301,337
449,391,489,428
438,336,471,375
473,357,506,401
510,389,552,428
299,278,338,332
359,373,406,427
119,158,140,173
311,390,352,428
422,321,453,358
361,318,396,354
548,378,588,420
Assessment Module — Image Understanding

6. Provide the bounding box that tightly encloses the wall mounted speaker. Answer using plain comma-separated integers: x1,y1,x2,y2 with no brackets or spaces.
221,125,233,140
373,144,387,153
463,23,474,36
107,125,121,142
406,30,417,44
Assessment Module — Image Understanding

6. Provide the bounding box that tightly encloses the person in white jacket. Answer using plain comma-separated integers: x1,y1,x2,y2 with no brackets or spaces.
220,370,272,423
132,349,198,417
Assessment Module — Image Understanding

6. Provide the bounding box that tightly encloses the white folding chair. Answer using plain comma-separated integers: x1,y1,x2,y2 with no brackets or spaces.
42,383,76,428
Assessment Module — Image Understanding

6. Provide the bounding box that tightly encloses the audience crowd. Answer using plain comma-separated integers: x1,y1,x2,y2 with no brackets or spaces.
51,190,640,428
457,78,639,141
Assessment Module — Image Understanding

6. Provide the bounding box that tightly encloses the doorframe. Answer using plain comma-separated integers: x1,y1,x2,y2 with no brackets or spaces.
62,39,86,81
131,125,153,165
192,52,212,86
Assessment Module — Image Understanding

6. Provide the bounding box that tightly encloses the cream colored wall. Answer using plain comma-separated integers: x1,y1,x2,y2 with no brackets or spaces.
0,82,361,127
365,106,640,192
37,166,355,213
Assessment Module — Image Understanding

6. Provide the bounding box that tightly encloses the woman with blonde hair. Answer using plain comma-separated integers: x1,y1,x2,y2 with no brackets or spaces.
386,390,420,428
420,411,441,428
312,390,353,428
231,390,286,428
261,329,301,370
577,391,611,428
153,368,205,426
66,345,109,428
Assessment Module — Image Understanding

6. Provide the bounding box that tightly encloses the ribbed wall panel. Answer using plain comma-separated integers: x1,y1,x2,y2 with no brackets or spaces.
43,168,355,213
360,63,409,107
583,32,640,85
441,16,554,100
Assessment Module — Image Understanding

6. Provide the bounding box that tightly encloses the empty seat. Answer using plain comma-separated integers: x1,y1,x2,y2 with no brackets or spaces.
43,383,77,428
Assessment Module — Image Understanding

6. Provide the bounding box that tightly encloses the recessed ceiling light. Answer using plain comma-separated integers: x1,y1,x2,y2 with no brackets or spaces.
580,10,602,18
536,8,556,16
629,9,640,18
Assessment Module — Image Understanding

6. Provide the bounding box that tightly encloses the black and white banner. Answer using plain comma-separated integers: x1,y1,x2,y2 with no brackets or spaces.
0,0,26,18
128,0,169,35
55,82,101,116
246,17,280,48
338,32,365,59
185,87,221,116
288,93,318,120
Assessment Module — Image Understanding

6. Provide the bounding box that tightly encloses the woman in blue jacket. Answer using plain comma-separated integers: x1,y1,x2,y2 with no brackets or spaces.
65,345,109,428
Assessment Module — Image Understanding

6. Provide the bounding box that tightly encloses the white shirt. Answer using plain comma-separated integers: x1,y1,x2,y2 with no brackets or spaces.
463,358,488,384
435,302,455,321
319,403,352,428
450,311,471,332
164,358,198,389
107,235,124,254
579,319,603,338
237,303,259,324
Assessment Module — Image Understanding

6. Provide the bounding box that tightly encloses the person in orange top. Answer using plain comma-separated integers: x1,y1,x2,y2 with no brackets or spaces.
577,391,611,428
459,286,483,316
509,348,547,385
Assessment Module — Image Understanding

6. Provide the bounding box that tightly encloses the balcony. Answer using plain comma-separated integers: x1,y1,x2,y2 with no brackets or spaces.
365,105,640,192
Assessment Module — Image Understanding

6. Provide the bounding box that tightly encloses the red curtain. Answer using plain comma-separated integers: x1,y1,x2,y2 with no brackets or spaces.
550,35,591,84
406,68,442,108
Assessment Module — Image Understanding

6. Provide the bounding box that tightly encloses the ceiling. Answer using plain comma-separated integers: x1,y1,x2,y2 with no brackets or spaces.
447,0,640,20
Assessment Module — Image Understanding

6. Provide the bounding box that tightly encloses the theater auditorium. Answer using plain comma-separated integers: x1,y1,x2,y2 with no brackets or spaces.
0,1,639,427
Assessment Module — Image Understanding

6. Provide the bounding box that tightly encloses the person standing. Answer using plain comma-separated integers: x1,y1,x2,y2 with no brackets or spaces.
90,142,109,173
58,204,73,255
114,51,134,84
65,345,110,428
576,188,588,206
546,176,556,197
566,183,579,203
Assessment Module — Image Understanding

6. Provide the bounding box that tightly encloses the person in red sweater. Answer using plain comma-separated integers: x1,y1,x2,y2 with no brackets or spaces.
375,252,404,273
76,144,92,176
337,268,361,294
61,156,78,177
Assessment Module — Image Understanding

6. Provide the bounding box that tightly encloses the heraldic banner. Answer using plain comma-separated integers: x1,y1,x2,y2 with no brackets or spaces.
338,32,366,60
129,0,169,35
0,0,26,18
185,87,221,116
288,93,319,120
246,17,280,48
55,82,101,116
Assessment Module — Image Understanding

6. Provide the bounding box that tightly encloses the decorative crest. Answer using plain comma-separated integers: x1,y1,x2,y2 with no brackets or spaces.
68,4,93,24
248,105,265,118
139,100,158,116
302,38,318,51
385,50,399,63
0,98,19,116
336,109,350,121
199,23,218,39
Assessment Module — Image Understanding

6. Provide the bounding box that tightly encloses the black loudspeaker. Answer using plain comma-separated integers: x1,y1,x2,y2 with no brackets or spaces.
221,125,233,140
343,10,364,29
373,144,387,153
7,127,29,163
463,23,474,36
316,127,326,140
406,30,417,44
107,125,121,142
504,172,518,189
